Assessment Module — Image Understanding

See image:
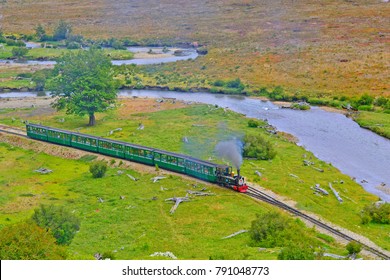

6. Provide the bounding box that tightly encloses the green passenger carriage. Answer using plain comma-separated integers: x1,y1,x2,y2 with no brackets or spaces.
25,123,248,192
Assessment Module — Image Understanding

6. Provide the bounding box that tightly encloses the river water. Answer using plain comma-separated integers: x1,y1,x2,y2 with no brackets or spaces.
0,47,198,66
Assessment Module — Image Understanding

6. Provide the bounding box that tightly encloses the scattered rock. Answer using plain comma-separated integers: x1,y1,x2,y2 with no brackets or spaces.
150,251,177,259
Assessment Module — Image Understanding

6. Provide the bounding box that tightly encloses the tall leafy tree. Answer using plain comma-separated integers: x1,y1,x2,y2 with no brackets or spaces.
46,48,118,126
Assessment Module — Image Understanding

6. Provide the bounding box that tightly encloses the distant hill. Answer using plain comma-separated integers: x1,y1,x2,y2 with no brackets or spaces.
1,0,389,96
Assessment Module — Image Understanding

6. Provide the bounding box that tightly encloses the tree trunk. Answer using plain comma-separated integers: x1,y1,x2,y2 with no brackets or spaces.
88,113,96,126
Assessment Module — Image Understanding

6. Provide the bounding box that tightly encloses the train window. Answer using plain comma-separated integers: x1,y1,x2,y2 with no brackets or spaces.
178,158,184,167
145,150,152,158
161,154,167,162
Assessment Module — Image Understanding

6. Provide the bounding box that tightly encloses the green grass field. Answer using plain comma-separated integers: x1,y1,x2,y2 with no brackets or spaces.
0,99,388,252
354,111,390,139
0,142,348,259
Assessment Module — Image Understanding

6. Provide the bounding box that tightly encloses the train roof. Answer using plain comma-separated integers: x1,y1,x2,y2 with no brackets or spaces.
28,123,70,134
98,137,154,151
153,148,188,159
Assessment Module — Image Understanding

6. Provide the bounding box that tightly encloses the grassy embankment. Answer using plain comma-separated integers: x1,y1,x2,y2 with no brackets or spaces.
0,99,388,252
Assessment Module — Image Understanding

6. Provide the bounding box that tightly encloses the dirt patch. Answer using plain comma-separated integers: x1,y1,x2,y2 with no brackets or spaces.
0,97,54,109
117,96,190,116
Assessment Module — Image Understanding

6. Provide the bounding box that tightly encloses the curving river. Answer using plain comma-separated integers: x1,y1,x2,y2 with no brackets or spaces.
0,47,198,66
1,89,389,201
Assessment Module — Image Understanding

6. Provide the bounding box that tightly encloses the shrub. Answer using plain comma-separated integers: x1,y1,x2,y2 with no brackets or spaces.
360,202,390,224
0,222,67,260
346,241,362,255
250,212,290,247
35,24,47,41
90,161,108,178
212,80,225,87
357,94,374,106
31,204,80,245
32,69,53,91
375,96,389,108
53,20,72,41
226,78,244,89
12,47,29,59
291,103,310,110
248,119,261,128
278,242,315,260
243,134,276,160
66,41,81,49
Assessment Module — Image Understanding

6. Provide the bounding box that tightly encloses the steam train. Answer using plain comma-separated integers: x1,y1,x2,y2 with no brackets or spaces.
26,123,248,192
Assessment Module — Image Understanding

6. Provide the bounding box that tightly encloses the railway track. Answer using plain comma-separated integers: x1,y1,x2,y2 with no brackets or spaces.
0,125,28,138
1,124,389,259
246,186,390,260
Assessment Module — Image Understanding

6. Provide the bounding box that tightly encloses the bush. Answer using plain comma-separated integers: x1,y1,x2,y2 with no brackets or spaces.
90,161,108,178
374,96,389,108
243,134,276,160
248,119,261,128
32,69,53,91
31,204,80,245
226,78,244,89
12,47,29,59
53,20,72,41
291,102,310,110
357,94,374,106
250,212,290,247
360,202,390,224
66,41,81,49
4,39,25,46
346,241,362,255
212,80,225,87
278,242,315,260
0,222,67,260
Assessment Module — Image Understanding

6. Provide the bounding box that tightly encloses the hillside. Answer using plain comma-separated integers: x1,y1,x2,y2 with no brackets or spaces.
1,0,389,96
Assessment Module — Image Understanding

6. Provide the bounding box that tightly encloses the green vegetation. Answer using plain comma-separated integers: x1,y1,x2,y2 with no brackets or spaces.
346,241,362,256
11,47,29,60
243,134,276,160
278,243,316,260
250,212,318,260
0,102,387,252
89,161,108,178
360,202,390,225
32,204,80,245
0,222,67,260
353,111,390,139
0,142,344,259
248,119,261,128
53,20,72,41
46,48,118,126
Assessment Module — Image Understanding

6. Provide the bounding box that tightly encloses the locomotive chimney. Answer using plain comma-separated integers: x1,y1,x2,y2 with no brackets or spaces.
237,169,240,178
